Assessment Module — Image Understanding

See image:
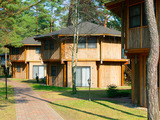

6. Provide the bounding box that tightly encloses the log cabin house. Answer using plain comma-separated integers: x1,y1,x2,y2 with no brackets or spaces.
105,0,160,107
6,36,47,79
34,22,128,88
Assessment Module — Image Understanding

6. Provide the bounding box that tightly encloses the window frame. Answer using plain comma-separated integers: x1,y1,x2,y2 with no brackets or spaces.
78,37,87,49
129,4,141,28
87,37,97,48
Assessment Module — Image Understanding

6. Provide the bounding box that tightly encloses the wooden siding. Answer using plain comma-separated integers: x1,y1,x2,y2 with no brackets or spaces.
99,62,122,88
102,37,121,59
26,46,41,61
11,47,25,61
64,38,100,60
128,28,141,49
142,27,150,48
48,62,64,87
12,62,27,79
42,40,61,60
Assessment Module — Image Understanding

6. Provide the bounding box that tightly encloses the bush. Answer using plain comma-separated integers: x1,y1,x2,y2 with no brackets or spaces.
106,84,130,98
106,85,118,98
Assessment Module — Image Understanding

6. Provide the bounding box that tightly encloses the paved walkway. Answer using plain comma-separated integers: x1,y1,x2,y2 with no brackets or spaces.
0,79,63,120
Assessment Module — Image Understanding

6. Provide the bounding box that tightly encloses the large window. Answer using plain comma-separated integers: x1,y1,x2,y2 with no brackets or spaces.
76,67,90,87
129,4,141,28
129,1,156,28
44,40,49,50
17,65,20,72
36,46,41,54
78,37,86,48
51,66,56,76
88,37,97,48
78,37,97,48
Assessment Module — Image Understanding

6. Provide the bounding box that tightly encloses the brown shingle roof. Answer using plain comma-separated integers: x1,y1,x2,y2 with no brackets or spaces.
34,22,121,40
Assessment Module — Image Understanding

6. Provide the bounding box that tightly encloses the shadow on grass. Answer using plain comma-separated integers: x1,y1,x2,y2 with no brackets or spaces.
21,92,146,119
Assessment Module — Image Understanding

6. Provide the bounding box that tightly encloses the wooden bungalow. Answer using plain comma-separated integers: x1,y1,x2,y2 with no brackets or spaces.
34,22,128,88
105,0,160,107
6,37,47,79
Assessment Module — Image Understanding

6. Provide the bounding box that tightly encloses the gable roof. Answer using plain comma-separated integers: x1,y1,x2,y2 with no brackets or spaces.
34,22,121,40
22,36,41,45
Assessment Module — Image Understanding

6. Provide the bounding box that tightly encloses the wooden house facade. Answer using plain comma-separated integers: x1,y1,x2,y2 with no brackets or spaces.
6,37,47,79
105,0,160,107
34,22,128,88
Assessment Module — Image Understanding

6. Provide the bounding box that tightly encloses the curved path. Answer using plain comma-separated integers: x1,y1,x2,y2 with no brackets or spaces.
0,78,63,120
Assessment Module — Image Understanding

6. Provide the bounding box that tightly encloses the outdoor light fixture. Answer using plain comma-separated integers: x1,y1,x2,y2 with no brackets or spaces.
88,78,91,101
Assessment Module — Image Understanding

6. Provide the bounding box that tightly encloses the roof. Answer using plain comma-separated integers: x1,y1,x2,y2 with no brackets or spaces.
22,36,41,45
34,22,121,40
104,0,124,17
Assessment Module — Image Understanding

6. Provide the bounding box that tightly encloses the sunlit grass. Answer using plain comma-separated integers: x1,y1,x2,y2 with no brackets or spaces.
0,81,16,120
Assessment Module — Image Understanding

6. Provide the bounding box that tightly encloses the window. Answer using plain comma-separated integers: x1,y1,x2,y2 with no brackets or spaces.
44,40,49,50
129,1,156,28
76,67,90,87
12,48,15,55
51,66,56,76
88,37,97,48
16,48,20,54
36,46,41,54
129,4,141,28
78,37,86,48
50,39,54,50
17,65,20,72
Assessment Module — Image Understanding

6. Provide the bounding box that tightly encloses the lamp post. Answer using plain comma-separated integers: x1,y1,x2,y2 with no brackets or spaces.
88,78,91,101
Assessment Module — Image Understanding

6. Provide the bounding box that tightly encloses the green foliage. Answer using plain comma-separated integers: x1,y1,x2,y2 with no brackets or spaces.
106,85,131,98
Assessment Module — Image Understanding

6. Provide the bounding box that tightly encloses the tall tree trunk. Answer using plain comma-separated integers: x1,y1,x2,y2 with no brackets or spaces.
51,2,53,32
145,0,159,120
67,0,74,26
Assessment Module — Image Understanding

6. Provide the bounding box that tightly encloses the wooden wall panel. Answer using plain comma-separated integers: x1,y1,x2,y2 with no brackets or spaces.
11,47,25,61
12,62,26,79
128,28,141,49
48,62,64,87
102,37,121,59
142,27,150,48
100,62,122,88
65,38,100,60
43,40,61,60
26,46,41,61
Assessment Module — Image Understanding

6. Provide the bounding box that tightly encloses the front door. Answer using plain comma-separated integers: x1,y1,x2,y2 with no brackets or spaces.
33,65,45,79
76,67,90,87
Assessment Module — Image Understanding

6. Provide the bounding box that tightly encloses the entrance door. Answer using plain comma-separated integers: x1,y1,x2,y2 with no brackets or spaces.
33,65,44,79
76,67,90,87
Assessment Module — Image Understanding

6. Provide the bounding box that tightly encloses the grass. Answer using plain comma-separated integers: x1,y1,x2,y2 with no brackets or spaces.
9,78,147,120
0,81,16,120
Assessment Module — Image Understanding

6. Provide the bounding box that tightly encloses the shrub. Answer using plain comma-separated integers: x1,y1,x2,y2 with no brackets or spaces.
106,84,131,98
106,84,118,98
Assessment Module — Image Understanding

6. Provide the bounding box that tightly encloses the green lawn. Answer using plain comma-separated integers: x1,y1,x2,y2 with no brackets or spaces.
10,78,147,120
0,81,16,120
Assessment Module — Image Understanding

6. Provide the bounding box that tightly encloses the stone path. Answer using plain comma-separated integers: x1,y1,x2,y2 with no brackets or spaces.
0,79,63,120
